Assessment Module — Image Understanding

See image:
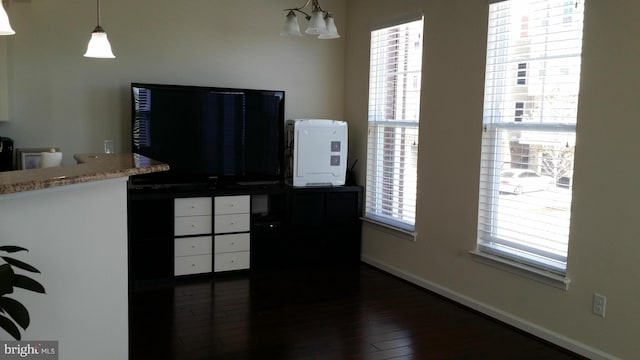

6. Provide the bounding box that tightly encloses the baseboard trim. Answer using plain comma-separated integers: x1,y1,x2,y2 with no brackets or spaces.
360,255,618,360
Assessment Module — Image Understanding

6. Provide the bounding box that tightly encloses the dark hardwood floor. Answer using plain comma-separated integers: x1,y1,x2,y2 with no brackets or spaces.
130,264,584,360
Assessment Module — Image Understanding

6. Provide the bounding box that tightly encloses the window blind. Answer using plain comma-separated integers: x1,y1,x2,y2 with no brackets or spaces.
477,0,584,274
133,87,151,148
365,17,423,232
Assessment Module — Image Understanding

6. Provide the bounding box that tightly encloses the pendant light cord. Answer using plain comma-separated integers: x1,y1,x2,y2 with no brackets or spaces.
96,0,101,27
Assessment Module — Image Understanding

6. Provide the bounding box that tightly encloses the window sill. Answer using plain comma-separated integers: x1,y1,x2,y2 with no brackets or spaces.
361,217,416,242
470,250,570,290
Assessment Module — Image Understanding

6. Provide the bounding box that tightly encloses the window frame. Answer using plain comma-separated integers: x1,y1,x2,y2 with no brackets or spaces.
364,13,424,235
475,0,585,285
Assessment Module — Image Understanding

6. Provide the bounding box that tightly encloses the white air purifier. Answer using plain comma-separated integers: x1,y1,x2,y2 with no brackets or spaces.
285,119,348,187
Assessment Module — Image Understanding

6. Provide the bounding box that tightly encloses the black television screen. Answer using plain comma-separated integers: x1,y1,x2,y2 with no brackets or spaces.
130,83,285,187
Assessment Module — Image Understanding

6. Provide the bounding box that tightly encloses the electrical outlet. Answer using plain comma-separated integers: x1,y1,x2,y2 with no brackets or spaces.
593,293,606,317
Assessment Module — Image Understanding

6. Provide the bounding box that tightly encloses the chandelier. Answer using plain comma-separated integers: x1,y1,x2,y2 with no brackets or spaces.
280,0,340,39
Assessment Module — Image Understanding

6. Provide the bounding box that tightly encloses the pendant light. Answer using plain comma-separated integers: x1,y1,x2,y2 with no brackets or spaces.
0,1,15,35
84,0,115,58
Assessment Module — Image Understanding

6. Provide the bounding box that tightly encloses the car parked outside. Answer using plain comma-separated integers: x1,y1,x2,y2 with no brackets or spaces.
499,169,555,195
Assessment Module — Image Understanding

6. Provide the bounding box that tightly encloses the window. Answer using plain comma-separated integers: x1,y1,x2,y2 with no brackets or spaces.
365,15,424,233
514,101,524,121
477,0,584,277
516,63,528,85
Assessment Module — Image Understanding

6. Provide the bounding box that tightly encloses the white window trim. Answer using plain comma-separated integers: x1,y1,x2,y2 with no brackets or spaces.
361,216,417,242
470,250,570,290
364,15,423,235
475,0,584,285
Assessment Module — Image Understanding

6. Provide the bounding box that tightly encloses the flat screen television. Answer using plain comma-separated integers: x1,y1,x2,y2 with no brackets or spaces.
130,83,285,188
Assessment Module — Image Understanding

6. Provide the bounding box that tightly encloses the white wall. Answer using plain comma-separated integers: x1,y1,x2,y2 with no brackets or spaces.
0,178,129,360
344,0,640,359
0,0,346,163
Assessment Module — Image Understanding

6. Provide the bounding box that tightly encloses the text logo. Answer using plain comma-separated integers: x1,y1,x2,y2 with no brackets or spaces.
0,342,57,360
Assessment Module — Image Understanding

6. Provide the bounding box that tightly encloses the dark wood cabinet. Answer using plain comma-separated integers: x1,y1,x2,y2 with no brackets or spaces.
127,196,174,280
128,185,362,281
284,186,362,266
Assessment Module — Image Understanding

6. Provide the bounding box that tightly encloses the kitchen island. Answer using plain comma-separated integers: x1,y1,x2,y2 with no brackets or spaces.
0,153,168,360
0,153,168,194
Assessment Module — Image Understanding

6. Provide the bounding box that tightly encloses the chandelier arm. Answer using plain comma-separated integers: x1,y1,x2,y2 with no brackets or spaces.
311,0,331,17
284,0,313,20
287,8,311,20
295,0,312,11
311,0,323,14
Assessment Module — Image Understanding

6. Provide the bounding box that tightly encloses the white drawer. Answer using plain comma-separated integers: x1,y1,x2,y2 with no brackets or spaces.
175,236,212,257
214,233,250,254
174,254,212,276
175,197,212,217
214,213,250,234
174,215,212,236
215,195,250,215
214,252,250,272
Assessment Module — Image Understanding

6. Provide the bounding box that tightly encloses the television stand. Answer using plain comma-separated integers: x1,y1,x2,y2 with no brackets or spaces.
127,183,362,281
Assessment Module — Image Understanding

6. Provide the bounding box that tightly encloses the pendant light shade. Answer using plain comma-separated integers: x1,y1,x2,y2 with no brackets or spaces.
280,10,302,37
84,27,115,58
84,0,115,58
0,2,15,35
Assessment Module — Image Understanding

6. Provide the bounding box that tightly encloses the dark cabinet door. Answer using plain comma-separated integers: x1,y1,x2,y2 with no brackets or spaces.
326,191,362,262
285,186,362,266
128,197,174,280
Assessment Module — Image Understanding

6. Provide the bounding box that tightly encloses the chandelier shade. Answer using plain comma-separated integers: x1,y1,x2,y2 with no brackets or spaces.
280,10,303,37
318,16,340,39
0,2,15,35
304,10,326,35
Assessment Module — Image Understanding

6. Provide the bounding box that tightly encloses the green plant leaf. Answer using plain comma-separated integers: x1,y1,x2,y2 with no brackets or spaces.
1,256,40,273
13,275,45,294
0,314,21,340
0,264,15,295
0,246,28,254
0,297,30,330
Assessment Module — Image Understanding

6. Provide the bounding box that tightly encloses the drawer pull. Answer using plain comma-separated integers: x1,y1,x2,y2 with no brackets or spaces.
230,242,235,246
191,264,195,267
191,245,196,248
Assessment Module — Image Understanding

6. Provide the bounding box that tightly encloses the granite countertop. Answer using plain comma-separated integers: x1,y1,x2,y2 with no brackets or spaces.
0,153,169,195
